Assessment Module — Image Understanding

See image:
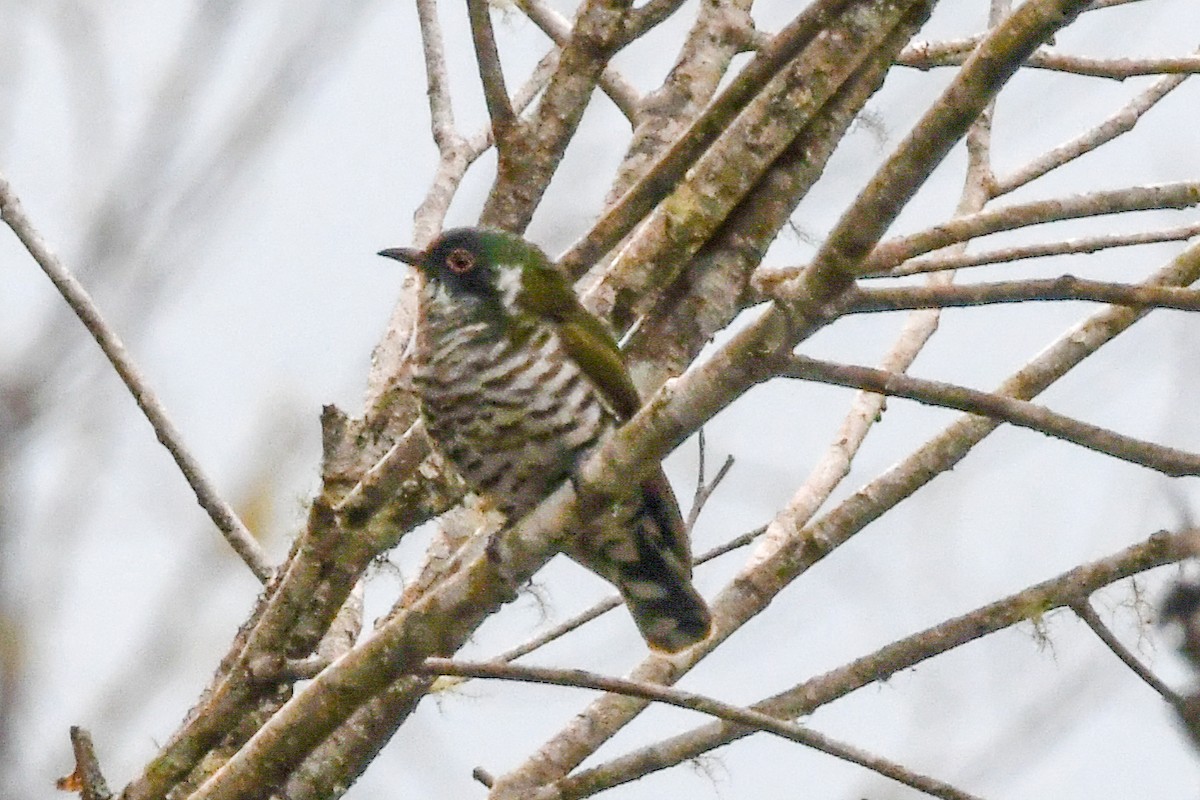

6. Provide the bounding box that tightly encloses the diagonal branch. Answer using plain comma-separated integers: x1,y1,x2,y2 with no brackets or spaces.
900,44,1200,79
417,659,986,800
848,276,1200,313
871,222,1200,277
1071,600,1187,707
557,0,863,279
782,354,1200,477
761,182,1200,285
553,529,1186,798
995,63,1193,195
478,0,635,231
513,0,641,119
0,172,271,583
467,0,516,144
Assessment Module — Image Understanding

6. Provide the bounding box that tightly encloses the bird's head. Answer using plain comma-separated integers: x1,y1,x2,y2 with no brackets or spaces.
378,227,554,313
380,226,641,418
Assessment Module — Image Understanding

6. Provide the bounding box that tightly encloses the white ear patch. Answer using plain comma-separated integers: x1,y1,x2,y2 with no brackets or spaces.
495,265,524,313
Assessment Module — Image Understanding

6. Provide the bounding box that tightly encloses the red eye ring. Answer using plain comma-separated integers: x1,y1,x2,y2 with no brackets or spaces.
446,248,475,274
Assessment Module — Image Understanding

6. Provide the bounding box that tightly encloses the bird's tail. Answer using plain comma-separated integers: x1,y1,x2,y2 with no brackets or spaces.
616,558,712,653
568,470,712,653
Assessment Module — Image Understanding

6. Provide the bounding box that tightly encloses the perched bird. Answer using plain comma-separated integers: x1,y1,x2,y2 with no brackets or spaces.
379,227,711,652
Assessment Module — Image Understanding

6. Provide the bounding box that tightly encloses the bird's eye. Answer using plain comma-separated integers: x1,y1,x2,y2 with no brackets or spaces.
446,248,476,274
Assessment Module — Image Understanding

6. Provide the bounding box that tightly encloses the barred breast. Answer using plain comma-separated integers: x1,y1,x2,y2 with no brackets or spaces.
415,310,609,519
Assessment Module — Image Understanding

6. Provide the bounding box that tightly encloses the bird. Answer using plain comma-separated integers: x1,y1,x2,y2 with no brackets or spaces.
379,227,711,652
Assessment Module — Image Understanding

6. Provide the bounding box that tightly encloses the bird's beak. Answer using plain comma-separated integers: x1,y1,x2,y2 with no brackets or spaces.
377,247,425,267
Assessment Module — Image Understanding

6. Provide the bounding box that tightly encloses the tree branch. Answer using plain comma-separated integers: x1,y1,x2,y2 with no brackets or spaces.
467,0,516,142
0,171,272,583
513,0,641,120
552,530,1186,798
765,183,1200,287
995,64,1192,195
557,0,864,279
848,276,1200,314
1071,600,1187,707
861,222,1200,277
56,727,112,800
490,5,1099,794
899,42,1200,79
622,12,908,390
417,659,986,800
478,0,634,231
782,353,1200,477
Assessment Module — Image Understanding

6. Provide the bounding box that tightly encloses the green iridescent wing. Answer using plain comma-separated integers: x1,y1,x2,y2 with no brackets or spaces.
515,246,691,569
516,259,642,421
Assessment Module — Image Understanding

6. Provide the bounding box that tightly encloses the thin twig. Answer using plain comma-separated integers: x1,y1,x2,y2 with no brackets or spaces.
417,658,987,800
868,222,1200,277
900,44,1200,79
414,0,457,148
782,354,1200,477
686,429,736,531
995,67,1191,195
761,193,1200,296
1071,600,1187,707
1023,50,1200,79
622,0,692,42
0,172,271,582
493,596,625,664
848,276,1200,314
861,182,1200,275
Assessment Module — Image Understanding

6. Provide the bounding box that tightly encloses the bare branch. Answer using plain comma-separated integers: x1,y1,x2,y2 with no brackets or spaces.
514,0,641,119
604,0,754,201
478,0,634,231
782,353,1200,477
621,11,907,390
410,44,560,244
623,0,692,41
900,43,1200,79
686,430,735,531
554,530,1186,798
468,0,516,141
1025,49,1200,78
0,172,271,583
415,0,457,149
490,524,767,665
331,419,432,521
995,67,1192,195
56,727,112,800
558,0,864,279
491,6,1100,794
417,659,987,800
758,186,1200,290
494,597,625,664
855,183,1200,277
849,276,1200,314
867,222,1200,277
1071,600,1187,707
